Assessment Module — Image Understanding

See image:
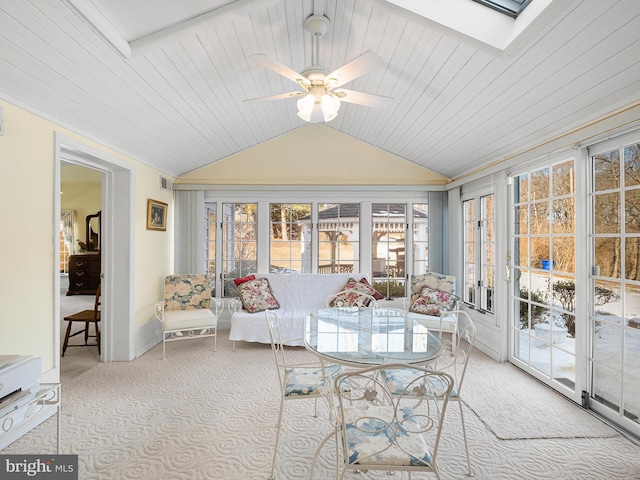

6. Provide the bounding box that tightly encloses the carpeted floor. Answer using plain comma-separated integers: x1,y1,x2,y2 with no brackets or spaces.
4,335,640,479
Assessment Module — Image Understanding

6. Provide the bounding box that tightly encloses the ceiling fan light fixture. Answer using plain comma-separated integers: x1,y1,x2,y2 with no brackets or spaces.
296,94,315,121
320,94,340,122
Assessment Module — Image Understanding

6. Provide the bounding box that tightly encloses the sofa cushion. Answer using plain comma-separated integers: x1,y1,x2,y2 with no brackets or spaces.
329,277,377,307
409,286,458,316
238,278,280,313
233,274,255,286
359,278,384,300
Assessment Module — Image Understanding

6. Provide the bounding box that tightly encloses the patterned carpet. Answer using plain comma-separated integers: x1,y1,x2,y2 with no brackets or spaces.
4,335,640,480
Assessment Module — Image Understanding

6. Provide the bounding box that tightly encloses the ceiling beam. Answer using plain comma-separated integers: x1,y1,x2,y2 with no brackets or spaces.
66,0,132,59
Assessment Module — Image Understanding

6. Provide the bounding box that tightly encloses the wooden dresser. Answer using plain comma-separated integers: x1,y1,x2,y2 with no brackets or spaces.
67,253,101,295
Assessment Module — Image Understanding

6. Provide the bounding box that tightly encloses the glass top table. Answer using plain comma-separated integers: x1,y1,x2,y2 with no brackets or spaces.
304,307,445,367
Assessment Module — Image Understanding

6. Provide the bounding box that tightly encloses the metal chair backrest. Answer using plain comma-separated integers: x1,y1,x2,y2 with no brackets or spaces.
333,363,453,476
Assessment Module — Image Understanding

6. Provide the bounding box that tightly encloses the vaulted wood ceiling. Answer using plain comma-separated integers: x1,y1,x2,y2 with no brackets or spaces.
1,0,639,179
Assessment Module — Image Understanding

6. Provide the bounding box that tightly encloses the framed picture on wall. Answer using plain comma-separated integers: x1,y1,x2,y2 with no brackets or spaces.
147,199,168,231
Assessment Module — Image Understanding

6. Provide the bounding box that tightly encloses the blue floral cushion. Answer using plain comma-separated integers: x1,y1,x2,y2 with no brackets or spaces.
284,363,342,397
343,403,433,467
380,368,458,398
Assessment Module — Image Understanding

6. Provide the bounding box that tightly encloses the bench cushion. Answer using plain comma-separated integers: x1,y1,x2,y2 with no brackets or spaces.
163,309,216,331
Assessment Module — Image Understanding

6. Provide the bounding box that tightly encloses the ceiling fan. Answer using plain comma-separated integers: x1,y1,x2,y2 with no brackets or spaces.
243,14,393,123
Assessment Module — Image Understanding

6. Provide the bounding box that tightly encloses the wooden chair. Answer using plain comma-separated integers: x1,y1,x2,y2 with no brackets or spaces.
62,284,101,356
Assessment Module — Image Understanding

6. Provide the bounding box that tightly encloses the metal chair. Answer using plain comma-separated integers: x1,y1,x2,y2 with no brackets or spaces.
62,283,101,356
380,310,477,476
329,363,453,480
154,274,223,359
265,309,341,480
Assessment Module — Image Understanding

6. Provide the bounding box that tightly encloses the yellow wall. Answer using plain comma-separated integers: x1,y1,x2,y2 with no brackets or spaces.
177,123,450,185
0,99,172,375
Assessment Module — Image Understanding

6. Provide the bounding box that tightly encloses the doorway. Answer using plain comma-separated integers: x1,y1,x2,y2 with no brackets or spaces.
59,163,103,380
53,134,134,383
508,157,581,404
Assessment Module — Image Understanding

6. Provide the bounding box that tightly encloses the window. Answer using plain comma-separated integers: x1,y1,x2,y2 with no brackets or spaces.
372,203,407,298
412,203,429,276
222,203,257,297
317,203,360,274
205,203,217,295
463,193,495,312
269,203,311,273
201,191,434,298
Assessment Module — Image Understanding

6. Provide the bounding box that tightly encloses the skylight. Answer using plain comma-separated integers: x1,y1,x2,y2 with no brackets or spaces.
384,0,555,54
472,0,532,18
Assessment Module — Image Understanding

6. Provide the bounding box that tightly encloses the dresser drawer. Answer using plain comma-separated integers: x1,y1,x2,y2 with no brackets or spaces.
67,254,101,295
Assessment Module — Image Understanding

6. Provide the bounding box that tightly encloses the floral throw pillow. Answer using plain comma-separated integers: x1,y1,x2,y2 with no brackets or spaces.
359,278,384,300
409,286,459,316
237,278,280,313
410,273,456,304
330,278,376,307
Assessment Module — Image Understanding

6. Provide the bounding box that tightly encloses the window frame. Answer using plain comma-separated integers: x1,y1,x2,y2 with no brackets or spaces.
462,190,496,314
199,187,439,299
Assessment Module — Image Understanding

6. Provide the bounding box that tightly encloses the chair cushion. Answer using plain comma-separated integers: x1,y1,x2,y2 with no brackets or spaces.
283,364,342,397
405,311,457,333
163,309,216,331
409,286,459,316
343,403,433,467
238,278,280,313
380,368,458,398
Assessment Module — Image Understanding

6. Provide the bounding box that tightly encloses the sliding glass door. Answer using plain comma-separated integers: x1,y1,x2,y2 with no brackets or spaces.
509,158,579,400
588,136,640,437
508,134,640,437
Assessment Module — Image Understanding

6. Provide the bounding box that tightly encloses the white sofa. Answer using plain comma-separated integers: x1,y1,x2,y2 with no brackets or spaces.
228,273,370,347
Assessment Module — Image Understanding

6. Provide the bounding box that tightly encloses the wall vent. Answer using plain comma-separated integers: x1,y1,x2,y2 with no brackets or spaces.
160,175,172,191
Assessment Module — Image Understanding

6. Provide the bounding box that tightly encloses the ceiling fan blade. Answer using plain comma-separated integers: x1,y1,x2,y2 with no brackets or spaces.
326,51,385,88
248,54,310,86
243,91,306,103
334,89,394,109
